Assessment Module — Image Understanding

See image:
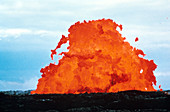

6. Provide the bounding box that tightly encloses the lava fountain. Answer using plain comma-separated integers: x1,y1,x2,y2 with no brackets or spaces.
31,19,158,94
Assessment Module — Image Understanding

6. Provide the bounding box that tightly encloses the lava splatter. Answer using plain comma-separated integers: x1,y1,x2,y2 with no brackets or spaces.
135,37,139,42
31,19,157,94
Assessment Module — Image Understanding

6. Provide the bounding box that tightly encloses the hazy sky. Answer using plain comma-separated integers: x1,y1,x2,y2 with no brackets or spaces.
0,0,170,90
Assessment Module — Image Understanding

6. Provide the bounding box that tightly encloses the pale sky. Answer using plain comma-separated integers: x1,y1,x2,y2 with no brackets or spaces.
0,0,170,90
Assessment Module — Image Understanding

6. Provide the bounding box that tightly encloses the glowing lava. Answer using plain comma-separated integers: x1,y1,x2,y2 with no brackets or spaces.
31,19,158,94
135,37,139,42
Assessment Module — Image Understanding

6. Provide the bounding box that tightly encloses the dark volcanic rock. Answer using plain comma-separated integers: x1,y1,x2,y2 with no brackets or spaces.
0,90,169,112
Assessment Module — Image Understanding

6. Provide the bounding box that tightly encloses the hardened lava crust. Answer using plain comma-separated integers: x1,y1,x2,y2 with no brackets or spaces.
0,90,169,112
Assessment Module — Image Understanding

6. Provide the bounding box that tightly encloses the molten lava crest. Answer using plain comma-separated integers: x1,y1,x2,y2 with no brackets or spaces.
31,19,157,94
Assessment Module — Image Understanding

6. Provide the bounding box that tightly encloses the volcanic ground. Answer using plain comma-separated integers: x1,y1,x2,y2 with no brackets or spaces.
0,90,169,112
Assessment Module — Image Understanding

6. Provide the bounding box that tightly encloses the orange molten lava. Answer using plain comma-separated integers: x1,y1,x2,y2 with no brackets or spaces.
31,19,157,94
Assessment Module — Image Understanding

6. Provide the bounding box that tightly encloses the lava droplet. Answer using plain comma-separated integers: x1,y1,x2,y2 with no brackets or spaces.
135,37,139,42
159,85,163,91
31,19,158,94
